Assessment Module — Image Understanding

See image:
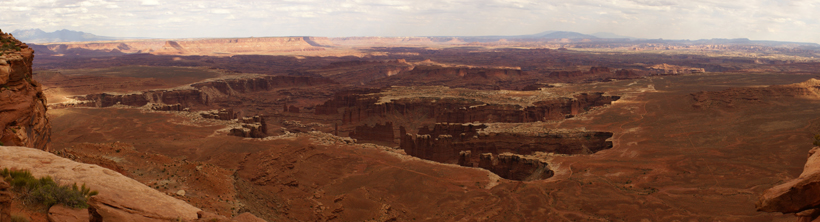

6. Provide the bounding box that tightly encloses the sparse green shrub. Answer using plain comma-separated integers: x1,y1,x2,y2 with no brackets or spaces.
814,134,820,146
10,214,29,222
1,168,98,209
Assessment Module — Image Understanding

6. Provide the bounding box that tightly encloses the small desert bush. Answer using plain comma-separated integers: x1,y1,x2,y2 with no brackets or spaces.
1,168,98,209
814,134,820,146
10,214,29,222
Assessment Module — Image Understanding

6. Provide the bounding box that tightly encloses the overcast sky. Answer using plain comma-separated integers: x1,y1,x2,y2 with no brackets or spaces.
1,0,819,43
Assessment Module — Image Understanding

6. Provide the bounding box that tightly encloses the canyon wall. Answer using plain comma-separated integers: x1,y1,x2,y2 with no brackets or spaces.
0,30,50,150
459,151,554,181
691,78,820,109
63,76,337,109
401,123,612,181
401,123,613,164
369,65,534,90
159,37,327,55
316,91,619,125
30,36,330,57
348,122,395,142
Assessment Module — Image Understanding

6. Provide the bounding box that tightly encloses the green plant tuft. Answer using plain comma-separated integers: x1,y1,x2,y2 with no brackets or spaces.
814,134,820,146
10,214,29,222
2,168,99,209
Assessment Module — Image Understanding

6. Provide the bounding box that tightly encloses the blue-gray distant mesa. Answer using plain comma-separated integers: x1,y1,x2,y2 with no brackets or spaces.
0,0,818,43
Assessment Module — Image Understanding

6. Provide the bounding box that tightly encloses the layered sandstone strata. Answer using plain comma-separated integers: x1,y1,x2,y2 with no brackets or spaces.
316,91,619,124
30,36,331,56
0,30,50,150
401,123,612,180
349,122,395,142
62,76,336,109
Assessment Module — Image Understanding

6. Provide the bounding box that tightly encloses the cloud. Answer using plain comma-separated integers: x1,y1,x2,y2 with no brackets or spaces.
10,6,32,11
141,0,159,6
209,9,230,14
0,0,818,43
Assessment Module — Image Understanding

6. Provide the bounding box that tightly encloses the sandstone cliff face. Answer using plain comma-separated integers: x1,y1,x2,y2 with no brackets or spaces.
348,122,394,142
691,78,820,109
459,152,553,181
0,30,50,150
314,59,414,84
191,76,336,96
316,91,619,124
401,123,612,180
401,123,613,163
30,37,329,57
369,65,531,90
758,147,820,220
0,146,201,221
549,67,611,80
64,76,336,109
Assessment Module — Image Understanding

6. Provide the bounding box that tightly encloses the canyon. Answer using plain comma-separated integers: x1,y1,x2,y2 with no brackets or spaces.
2,27,820,221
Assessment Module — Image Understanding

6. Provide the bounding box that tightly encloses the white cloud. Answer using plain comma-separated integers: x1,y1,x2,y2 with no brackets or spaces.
209,9,230,14
0,0,818,43
11,6,32,11
141,0,159,6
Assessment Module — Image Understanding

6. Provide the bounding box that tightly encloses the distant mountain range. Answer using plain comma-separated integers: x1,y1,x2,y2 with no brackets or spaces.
448,31,640,42
520,31,637,39
9,29,129,43
8,29,816,47
8,28,639,44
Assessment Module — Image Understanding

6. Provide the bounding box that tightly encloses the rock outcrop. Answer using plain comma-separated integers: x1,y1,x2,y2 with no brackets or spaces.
0,30,51,150
47,204,89,222
63,76,337,109
201,109,238,120
348,122,395,142
0,146,201,221
369,65,532,90
401,123,612,180
647,63,705,74
317,91,619,124
758,147,820,220
548,67,612,80
691,78,820,109
0,181,10,222
150,103,186,111
229,115,268,138
402,123,613,163
195,211,267,222
459,152,553,181
31,37,330,57
313,59,414,84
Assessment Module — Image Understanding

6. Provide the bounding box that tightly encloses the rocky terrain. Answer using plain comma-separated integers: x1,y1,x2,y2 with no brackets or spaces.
6,28,820,221
0,31,267,222
29,36,332,57
758,146,820,221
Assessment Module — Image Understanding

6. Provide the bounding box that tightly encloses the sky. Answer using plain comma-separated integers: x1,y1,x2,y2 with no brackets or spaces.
1,0,819,43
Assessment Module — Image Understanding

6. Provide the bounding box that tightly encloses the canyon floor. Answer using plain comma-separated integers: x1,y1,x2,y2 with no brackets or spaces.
26,38,820,221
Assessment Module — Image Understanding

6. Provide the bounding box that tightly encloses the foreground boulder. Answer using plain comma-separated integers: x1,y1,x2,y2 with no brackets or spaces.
0,146,201,221
758,147,820,220
48,204,89,222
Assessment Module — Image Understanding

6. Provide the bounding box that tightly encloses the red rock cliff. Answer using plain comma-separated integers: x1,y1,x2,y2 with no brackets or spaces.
401,123,613,165
0,30,51,150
